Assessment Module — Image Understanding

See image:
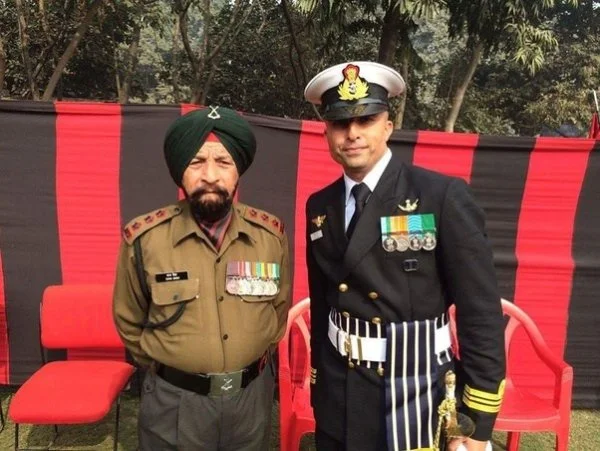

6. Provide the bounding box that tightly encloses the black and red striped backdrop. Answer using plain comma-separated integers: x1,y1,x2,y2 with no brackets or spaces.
0,101,598,408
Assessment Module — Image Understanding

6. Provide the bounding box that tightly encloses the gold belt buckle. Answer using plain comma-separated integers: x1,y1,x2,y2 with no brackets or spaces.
344,334,364,361
344,335,351,355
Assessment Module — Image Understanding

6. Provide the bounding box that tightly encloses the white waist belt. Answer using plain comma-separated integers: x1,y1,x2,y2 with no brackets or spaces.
327,315,452,363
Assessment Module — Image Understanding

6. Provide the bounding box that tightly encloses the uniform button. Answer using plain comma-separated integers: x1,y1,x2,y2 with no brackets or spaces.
342,311,350,318
216,257,221,263
218,296,224,302
368,291,379,300
172,294,179,301
377,367,385,377
338,283,348,292
371,317,382,324
348,361,355,369
223,334,228,340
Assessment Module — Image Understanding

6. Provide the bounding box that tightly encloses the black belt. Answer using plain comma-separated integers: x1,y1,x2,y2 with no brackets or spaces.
156,355,266,396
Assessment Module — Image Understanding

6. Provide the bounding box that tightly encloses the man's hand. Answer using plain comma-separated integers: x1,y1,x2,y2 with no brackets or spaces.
447,437,489,451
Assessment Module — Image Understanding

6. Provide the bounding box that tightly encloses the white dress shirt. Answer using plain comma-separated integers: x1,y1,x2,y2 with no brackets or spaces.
344,149,392,231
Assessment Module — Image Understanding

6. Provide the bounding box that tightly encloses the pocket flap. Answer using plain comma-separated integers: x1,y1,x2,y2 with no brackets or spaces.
240,294,277,303
150,278,199,306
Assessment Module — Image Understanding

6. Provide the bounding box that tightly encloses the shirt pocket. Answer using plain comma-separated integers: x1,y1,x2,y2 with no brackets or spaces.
239,294,278,333
148,279,200,328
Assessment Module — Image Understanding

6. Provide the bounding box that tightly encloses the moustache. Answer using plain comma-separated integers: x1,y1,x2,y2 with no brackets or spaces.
190,187,229,199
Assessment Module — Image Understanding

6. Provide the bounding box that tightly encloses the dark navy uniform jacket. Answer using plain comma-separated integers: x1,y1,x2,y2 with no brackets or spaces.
306,152,506,450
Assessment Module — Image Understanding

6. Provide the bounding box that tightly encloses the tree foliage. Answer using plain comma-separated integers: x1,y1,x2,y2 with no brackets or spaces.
0,0,596,137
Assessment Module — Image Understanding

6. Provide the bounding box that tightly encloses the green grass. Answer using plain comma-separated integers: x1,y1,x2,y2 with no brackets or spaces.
0,389,597,450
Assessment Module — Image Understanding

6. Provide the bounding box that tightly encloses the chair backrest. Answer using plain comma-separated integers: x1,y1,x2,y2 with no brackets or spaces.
500,298,569,372
41,284,124,349
449,298,558,366
279,298,311,392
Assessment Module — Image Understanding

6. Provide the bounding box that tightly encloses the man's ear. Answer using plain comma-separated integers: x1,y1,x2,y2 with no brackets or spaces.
385,119,394,140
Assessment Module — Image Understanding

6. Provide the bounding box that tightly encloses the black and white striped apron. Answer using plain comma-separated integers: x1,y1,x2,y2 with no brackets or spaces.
385,315,452,451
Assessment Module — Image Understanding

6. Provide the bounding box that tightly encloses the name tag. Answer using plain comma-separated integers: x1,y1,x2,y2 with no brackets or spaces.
155,271,188,282
310,230,323,241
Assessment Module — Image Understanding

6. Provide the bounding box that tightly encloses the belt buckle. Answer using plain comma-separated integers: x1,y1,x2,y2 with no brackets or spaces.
208,371,243,397
356,336,364,361
344,335,351,355
336,329,344,355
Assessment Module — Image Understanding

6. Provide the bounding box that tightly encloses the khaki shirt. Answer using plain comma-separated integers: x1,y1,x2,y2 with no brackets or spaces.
113,200,291,373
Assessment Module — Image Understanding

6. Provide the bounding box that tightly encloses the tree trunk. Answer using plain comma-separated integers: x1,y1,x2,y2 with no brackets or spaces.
38,0,49,34
119,19,142,104
394,52,409,129
114,34,122,100
191,0,253,104
378,4,401,66
0,37,6,97
199,63,218,105
280,0,307,88
444,41,483,132
172,14,181,103
191,0,211,104
41,0,104,101
15,0,38,99
177,1,199,73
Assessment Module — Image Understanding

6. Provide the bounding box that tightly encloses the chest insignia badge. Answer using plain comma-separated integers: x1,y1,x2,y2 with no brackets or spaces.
311,214,327,228
398,198,419,213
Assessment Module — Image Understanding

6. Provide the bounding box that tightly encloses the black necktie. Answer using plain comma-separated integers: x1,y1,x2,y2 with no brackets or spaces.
346,183,371,239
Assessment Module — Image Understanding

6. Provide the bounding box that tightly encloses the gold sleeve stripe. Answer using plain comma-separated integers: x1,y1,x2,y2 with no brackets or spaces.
463,392,502,407
462,395,501,413
464,380,505,402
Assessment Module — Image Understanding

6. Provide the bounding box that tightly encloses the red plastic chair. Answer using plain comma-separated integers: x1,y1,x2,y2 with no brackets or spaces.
279,297,315,451
449,299,573,451
8,284,135,450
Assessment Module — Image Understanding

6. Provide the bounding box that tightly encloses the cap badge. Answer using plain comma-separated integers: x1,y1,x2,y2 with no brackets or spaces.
311,214,326,228
398,198,419,213
207,105,221,119
338,64,369,101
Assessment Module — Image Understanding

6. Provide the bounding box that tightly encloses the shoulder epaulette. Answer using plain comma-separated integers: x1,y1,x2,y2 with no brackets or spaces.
122,204,183,245
241,205,285,239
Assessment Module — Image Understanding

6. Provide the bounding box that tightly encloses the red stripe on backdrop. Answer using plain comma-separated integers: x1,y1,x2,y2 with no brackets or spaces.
55,102,123,360
512,137,594,399
181,103,200,115
291,120,338,384
0,250,9,383
412,130,478,182
293,120,340,303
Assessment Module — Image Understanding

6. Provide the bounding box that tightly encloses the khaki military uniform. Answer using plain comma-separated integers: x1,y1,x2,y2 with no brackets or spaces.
113,200,290,450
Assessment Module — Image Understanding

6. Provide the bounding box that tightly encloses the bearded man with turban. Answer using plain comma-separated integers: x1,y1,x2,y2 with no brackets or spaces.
113,106,291,450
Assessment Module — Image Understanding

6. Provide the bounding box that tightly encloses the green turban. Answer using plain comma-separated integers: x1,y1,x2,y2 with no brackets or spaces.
163,106,257,186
